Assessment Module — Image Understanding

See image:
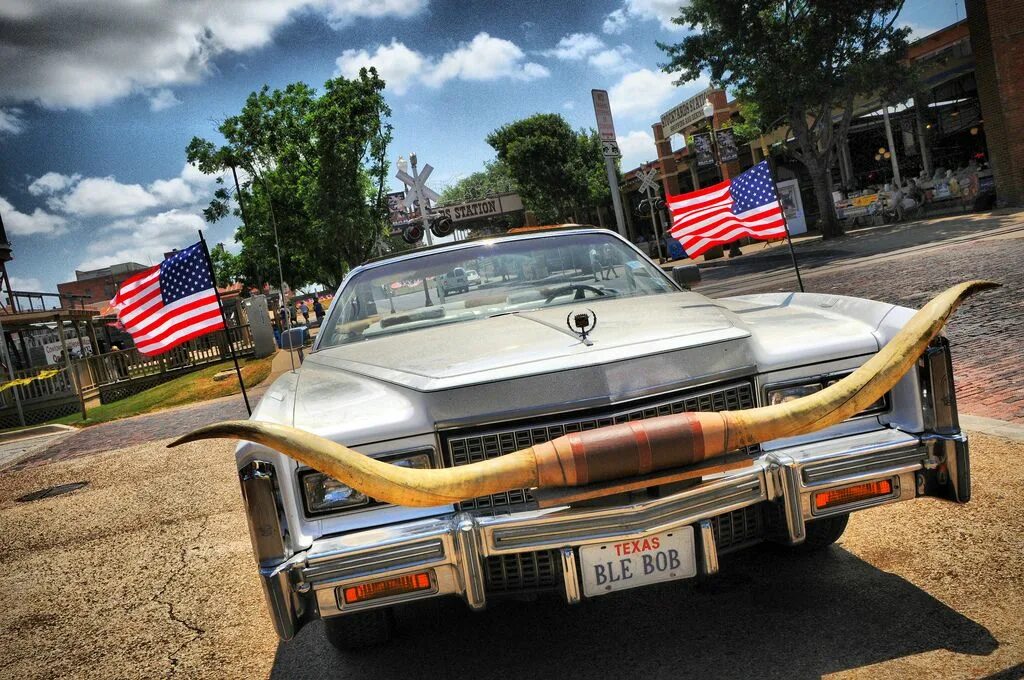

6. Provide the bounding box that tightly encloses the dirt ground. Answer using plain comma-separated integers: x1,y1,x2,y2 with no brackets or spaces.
0,431,1022,679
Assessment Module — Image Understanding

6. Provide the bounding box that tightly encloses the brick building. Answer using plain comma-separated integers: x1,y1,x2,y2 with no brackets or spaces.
56,262,149,308
966,0,1024,206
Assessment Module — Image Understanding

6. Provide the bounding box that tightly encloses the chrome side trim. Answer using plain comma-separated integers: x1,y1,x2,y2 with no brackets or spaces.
479,470,766,553
302,540,446,583
699,519,719,575
801,446,927,484
922,338,960,434
239,461,289,567
560,547,581,604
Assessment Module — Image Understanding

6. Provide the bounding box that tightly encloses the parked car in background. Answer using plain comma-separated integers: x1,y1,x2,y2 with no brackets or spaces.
440,266,469,294
235,227,971,650
465,269,481,286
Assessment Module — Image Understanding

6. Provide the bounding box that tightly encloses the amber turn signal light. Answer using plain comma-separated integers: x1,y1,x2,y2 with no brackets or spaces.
342,571,432,604
814,479,893,510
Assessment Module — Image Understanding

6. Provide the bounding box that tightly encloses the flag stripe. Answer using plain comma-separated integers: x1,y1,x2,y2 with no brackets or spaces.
666,160,787,259
135,316,226,355
112,266,160,304
129,297,221,344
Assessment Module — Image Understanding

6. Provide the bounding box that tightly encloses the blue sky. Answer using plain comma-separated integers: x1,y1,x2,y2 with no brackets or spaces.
0,0,965,294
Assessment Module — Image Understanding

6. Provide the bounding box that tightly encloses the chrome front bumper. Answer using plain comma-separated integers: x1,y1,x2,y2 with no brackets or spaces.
258,428,969,640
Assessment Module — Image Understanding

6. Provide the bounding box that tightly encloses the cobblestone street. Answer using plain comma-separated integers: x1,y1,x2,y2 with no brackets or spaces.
700,214,1024,423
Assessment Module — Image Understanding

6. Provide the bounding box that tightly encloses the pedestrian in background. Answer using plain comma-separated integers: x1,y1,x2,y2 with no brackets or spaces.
313,298,324,324
300,301,310,325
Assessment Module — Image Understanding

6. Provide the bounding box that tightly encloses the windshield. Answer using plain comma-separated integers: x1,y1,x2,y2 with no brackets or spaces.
318,232,676,348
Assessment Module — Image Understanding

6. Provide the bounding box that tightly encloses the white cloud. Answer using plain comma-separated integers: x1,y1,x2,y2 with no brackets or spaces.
148,88,182,111
617,129,657,170
337,33,549,95
603,0,688,34
148,177,196,205
588,45,635,74
336,39,426,95
9,275,42,291
603,9,629,35
48,176,160,217
30,162,222,218
28,171,81,196
427,33,549,86
608,68,679,119
0,107,26,135
0,0,428,110
563,100,576,110
545,33,605,60
0,196,68,236
77,209,207,270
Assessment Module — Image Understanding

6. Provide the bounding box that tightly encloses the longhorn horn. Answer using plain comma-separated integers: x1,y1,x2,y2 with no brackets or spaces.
170,280,996,507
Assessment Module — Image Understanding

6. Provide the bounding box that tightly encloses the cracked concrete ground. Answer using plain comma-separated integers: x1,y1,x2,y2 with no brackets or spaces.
1,431,1022,679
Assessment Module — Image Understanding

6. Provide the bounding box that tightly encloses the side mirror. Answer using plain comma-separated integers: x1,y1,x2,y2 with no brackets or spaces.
671,264,701,289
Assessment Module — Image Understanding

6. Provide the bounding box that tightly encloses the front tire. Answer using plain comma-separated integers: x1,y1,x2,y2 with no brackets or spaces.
323,609,395,651
789,513,849,552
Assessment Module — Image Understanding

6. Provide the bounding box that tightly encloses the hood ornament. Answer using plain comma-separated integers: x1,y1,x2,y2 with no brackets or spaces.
567,309,597,343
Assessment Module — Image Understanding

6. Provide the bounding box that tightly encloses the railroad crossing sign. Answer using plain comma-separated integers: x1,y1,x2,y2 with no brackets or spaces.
395,163,441,203
601,140,621,158
637,167,659,194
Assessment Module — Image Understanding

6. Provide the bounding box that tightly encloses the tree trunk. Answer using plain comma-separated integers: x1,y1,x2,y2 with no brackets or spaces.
808,162,843,239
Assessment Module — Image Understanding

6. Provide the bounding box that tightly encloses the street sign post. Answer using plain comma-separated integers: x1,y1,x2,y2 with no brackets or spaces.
592,89,628,238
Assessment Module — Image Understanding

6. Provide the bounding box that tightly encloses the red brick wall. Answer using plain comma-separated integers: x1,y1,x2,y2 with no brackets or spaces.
57,276,119,306
966,0,1024,205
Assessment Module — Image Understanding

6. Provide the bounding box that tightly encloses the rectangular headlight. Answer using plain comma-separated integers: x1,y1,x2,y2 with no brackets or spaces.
300,450,433,516
766,382,822,406
766,373,889,414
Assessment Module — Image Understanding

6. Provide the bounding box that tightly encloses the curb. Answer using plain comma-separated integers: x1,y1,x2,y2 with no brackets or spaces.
960,414,1024,443
0,423,77,444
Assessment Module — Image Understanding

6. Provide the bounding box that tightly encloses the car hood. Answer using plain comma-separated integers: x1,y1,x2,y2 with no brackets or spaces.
306,292,747,392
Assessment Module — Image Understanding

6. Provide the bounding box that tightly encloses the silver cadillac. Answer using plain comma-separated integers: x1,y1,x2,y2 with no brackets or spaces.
236,227,969,649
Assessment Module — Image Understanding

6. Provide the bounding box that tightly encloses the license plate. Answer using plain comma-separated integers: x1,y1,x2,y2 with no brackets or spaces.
579,527,697,598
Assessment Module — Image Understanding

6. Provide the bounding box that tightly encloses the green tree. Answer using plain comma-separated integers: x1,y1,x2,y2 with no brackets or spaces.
208,243,242,285
486,113,608,224
186,68,393,289
660,0,913,238
440,160,517,204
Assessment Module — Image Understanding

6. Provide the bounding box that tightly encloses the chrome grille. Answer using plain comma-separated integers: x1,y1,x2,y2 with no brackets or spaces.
712,505,764,553
442,380,757,514
484,550,559,593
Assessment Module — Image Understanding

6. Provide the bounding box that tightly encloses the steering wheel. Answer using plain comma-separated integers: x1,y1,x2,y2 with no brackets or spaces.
543,284,615,303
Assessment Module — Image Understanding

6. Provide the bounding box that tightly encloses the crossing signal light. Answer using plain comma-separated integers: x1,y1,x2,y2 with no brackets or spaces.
402,223,424,244
431,216,454,239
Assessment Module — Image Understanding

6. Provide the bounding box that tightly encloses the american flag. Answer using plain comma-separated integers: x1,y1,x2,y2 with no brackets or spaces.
668,160,788,258
110,242,225,356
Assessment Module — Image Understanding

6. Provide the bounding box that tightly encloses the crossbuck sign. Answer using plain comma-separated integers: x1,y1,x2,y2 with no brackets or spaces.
395,164,441,203
636,167,659,195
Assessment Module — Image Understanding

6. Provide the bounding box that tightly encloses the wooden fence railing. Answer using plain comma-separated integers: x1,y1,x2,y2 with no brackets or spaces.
75,324,254,392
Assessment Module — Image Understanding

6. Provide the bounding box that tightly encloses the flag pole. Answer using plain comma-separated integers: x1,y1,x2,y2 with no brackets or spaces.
765,156,805,293
198,231,251,416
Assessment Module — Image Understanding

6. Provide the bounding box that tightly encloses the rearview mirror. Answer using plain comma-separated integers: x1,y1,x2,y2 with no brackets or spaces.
671,265,701,289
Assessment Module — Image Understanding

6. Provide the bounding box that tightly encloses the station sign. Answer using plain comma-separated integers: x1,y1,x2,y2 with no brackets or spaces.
660,88,715,138
431,193,524,224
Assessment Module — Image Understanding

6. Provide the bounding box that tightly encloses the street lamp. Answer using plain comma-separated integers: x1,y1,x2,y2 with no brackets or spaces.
397,155,407,174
